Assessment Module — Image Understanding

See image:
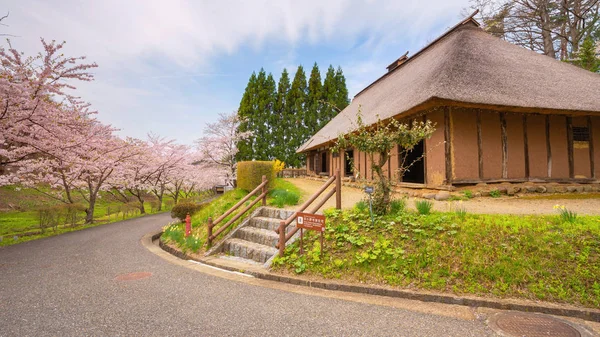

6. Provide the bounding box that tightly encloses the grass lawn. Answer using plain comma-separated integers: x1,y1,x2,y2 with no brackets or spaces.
271,203,600,308
0,185,186,246
162,178,302,254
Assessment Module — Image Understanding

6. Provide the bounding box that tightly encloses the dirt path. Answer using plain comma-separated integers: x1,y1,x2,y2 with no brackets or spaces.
285,178,600,216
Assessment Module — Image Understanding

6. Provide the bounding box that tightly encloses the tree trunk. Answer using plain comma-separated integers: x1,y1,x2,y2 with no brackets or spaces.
157,187,164,212
85,193,97,224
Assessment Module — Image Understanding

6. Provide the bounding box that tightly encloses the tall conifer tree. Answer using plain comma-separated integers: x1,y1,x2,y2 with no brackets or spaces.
334,66,349,112
272,68,291,162
320,65,338,129
236,72,257,161
285,65,308,167
253,70,276,160
306,63,322,134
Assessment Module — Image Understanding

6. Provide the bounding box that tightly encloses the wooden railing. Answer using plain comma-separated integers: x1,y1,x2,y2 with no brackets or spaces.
207,176,268,246
277,168,307,178
276,169,341,256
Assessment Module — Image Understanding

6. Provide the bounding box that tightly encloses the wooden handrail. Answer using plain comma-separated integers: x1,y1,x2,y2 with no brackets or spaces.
276,170,341,255
275,174,336,234
207,175,268,246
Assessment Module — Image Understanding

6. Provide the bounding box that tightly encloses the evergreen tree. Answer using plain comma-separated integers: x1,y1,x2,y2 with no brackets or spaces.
577,35,600,73
236,72,257,161
271,68,291,162
334,66,349,111
306,63,322,134
320,65,338,129
285,65,308,167
253,70,276,160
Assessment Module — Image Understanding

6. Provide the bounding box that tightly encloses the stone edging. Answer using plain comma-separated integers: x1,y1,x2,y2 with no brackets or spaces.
153,231,600,323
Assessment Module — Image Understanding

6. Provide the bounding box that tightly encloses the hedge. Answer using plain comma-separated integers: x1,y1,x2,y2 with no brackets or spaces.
171,202,203,222
237,161,276,192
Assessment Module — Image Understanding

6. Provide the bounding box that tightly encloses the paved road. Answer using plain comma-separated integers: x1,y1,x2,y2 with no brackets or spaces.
0,214,497,336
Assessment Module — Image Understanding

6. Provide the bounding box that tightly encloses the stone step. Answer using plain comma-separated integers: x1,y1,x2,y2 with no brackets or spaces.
258,207,295,220
222,238,278,264
249,216,296,233
236,227,279,247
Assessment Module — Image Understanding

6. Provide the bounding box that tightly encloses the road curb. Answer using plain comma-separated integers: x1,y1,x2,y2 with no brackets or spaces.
150,230,600,323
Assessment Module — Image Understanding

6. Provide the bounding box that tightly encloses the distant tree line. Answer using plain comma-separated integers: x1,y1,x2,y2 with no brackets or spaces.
469,0,600,72
236,63,349,168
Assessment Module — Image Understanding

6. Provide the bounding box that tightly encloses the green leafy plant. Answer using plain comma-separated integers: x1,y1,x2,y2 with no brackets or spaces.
489,189,501,198
462,190,473,199
331,109,435,215
390,198,407,215
355,200,368,213
170,202,203,222
554,205,577,223
414,200,433,215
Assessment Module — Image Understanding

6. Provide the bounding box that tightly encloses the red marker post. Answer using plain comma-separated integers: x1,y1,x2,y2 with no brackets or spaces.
185,213,192,237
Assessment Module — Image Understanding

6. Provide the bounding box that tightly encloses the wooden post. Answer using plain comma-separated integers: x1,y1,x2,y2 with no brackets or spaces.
476,109,483,179
546,115,552,178
261,175,267,206
278,221,286,257
335,169,341,209
207,217,213,246
444,106,452,184
566,116,574,179
588,116,595,179
500,112,508,179
523,114,530,179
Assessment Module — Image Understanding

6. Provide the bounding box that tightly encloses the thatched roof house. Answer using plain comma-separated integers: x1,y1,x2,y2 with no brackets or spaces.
298,14,600,187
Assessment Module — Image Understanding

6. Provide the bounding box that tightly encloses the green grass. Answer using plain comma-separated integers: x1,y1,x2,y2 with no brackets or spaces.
272,208,600,308
162,179,302,253
0,185,185,246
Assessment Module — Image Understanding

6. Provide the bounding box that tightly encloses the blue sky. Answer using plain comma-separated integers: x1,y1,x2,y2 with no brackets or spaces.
3,0,471,145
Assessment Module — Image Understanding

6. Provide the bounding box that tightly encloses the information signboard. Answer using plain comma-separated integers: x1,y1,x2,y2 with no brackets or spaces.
296,212,326,232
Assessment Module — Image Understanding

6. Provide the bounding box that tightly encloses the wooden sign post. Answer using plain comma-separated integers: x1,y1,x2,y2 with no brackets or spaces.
296,212,326,255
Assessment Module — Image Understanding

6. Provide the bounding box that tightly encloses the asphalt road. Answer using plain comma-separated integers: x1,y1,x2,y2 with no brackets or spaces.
0,213,497,336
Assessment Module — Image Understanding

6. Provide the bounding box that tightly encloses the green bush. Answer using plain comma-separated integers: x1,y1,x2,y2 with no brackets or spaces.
171,202,202,222
237,161,276,192
269,189,300,208
355,200,368,213
62,203,86,226
415,200,433,215
489,189,501,198
390,198,407,214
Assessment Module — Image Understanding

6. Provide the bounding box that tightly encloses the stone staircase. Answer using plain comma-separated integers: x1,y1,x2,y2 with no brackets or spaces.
206,207,296,266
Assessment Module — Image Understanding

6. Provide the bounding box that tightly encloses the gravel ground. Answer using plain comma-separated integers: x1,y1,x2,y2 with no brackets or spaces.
286,178,600,215
0,213,496,336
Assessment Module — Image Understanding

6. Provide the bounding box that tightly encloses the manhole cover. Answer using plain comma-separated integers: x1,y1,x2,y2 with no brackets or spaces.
114,272,152,281
488,312,581,337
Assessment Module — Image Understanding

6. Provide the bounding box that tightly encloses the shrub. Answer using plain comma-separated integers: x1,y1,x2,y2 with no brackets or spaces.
355,200,368,213
463,190,473,199
237,161,276,192
415,200,433,215
489,189,501,198
171,202,203,222
62,203,86,226
390,198,407,215
37,206,62,233
269,189,300,208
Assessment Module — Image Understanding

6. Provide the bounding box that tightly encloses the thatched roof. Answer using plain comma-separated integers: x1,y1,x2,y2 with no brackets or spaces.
298,16,600,153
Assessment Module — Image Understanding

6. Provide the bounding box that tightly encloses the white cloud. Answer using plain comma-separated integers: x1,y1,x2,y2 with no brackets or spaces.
2,0,471,143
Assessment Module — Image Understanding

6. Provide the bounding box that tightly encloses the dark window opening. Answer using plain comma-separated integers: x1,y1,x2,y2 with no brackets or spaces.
573,126,590,142
344,150,354,176
400,140,425,184
321,152,327,173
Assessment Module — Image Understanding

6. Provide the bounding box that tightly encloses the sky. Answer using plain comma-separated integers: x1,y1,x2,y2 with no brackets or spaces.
2,0,471,145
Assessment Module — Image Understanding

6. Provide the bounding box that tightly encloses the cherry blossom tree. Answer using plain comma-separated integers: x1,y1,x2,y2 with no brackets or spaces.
0,38,98,173
196,111,251,187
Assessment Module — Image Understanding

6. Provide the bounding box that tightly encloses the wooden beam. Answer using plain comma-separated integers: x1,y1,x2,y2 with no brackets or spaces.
476,109,483,179
566,116,574,179
523,114,530,179
589,116,595,179
546,115,552,178
422,114,428,184
500,112,508,179
444,107,452,184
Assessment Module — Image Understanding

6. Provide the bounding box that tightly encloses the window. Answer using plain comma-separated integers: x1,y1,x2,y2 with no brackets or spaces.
573,126,590,142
